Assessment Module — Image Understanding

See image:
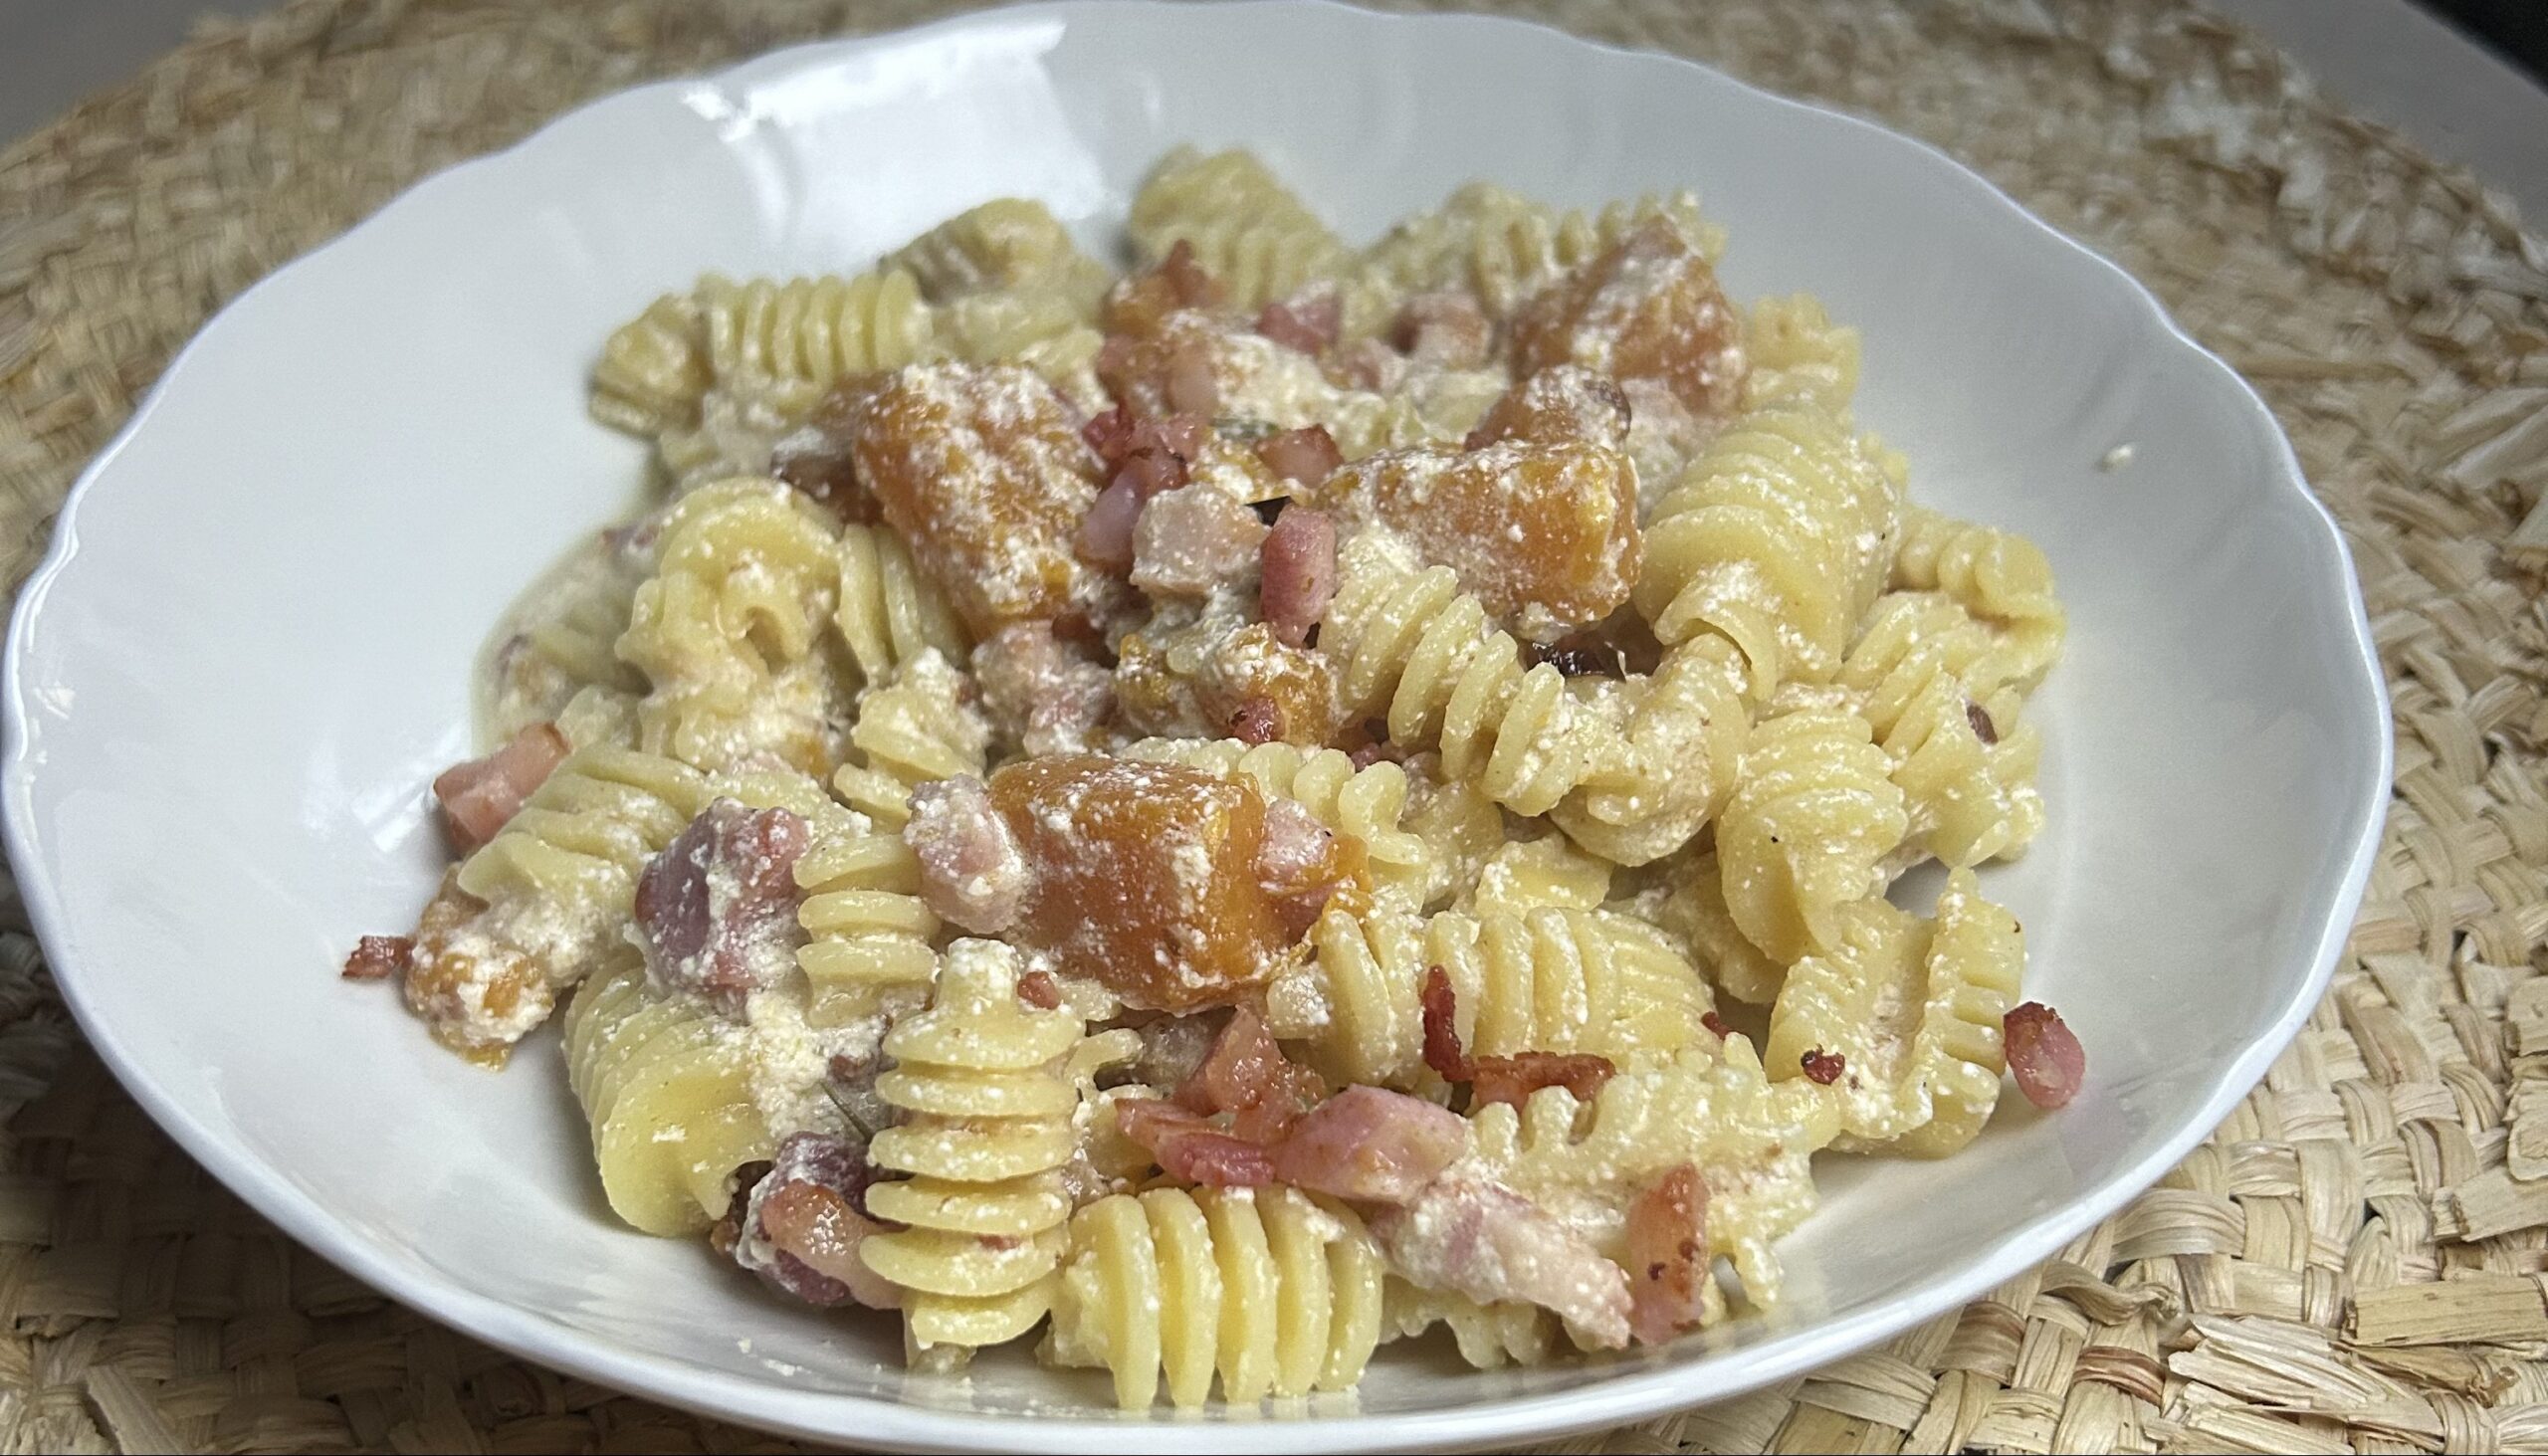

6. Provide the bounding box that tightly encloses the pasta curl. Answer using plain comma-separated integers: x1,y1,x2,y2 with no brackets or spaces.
1840,591,2045,867
1130,147,1352,312
1714,708,1908,964
562,954,770,1237
1890,508,2066,690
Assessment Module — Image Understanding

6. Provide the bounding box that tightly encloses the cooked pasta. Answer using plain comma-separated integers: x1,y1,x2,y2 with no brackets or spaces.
1714,707,1908,964
1274,904,1709,1087
617,477,848,775
859,938,1083,1352
379,152,2079,1401
562,953,771,1236
1765,870,2024,1155
1130,147,1353,313
1045,1183,1385,1407
1357,182,1726,319
1635,398,1905,700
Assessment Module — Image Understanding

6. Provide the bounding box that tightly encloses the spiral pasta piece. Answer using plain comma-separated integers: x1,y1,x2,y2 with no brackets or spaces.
1357,182,1726,319
1122,737,1431,908
1742,294,1861,411
1660,852,1787,1008
1465,1039,1838,1314
1382,1282,1559,1369
1634,399,1904,700
1841,591,2045,867
886,197,1110,310
1715,708,1908,965
1320,538,1606,817
859,939,1083,1352
1890,508,2065,690
589,292,710,436
617,478,847,775
834,522,968,690
829,650,992,831
1274,904,1708,1088
561,954,770,1237
696,270,943,391
1765,870,2023,1156
1129,147,1352,312
1548,636,1753,867
1046,1184,1384,1408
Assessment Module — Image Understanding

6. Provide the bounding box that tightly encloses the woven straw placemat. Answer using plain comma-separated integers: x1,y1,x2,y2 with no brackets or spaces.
3,0,2545,1450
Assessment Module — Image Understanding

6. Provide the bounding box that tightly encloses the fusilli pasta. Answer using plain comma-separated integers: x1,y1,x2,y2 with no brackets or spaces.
1714,707,1908,964
1356,182,1726,319
1890,508,2066,691
696,269,944,392
1840,591,2045,866
1130,147,1352,313
859,938,1084,1352
562,954,770,1236
1045,1183,1384,1408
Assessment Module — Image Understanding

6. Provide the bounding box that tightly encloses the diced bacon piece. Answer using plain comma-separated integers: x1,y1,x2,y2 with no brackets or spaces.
1114,1097,1276,1186
1103,241,1228,339
1257,288,1341,355
1254,796,1361,940
1465,364,1631,452
1700,1010,1732,1039
1255,425,1345,490
1228,694,1285,744
632,799,810,1006
1467,1052,1617,1110
1016,969,1064,1009
1165,339,1221,416
903,775,1032,936
734,1133,900,1310
1117,443,1191,503
1799,1048,1846,1086
973,622,1116,757
1623,1163,1711,1345
1267,1085,1467,1204
1391,291,1492,369
1083,404,1138,470
2006,1002,2085,1110
854,362,1115,636
1131,484,1268,597
1316,440,1639,639
1369,1175,1632,1349
1173,1006,1325,1141
1510,216,1747,422
433,722,569,854
1077,477,1144,571
1333,335,1407,393
1159,239,1225,310
341,935,412,982
1258,506,1338,650
1421,965,1470,1082
1136,1012,1227,1093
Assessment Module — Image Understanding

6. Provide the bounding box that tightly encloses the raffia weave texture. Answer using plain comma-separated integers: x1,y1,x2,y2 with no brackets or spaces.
2,1,2545,1450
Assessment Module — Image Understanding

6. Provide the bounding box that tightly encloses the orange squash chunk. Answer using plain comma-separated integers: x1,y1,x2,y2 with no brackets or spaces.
1319,439,1641,639
851,362,1112,635
1465,364,1630,451
985,754,1292,1012
1509,216,1747,422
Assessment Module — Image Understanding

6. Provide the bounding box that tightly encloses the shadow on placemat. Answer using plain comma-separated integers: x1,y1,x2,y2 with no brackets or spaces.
0,0,2544,1451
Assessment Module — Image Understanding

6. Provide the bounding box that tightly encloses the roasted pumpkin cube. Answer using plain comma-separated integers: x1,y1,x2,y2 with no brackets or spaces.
1465,364,1630,451
1319,439,1640,640
851,362,1113,635
1115,617,1340,746
1509,216,1747,422
986,754,1292,1011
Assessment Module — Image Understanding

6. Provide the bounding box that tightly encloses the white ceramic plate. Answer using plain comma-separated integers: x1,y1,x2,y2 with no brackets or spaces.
2,3,2389,1450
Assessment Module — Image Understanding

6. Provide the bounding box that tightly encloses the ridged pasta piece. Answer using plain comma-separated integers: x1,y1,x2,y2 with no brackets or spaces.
1840,592,2045,866
1129,147,1352,312
561,953,769,1237
483,533,650,742
1468,836,1612,919
589,292,710,436
1765,870,2023,1155
1319,535,1608,817
834,522,969,690
1122,737,1431,909
1714,708,1908,964
1355,182,1727,319
1890,508,2066,690
1548,635,1754,867
695,269,944,391
617,478,847,775
942,289,1106,405
404,745,714,1058
1273,904,1708,1088
829,650,991,831
1045,1183,1384,1408
1382,1280,1558,1368
1660,852,1787,1008
1634,399,1904,700
1465,1039,1838,1316
886,197,1110,311
860,939,1083,1353
1741,294,1861,412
